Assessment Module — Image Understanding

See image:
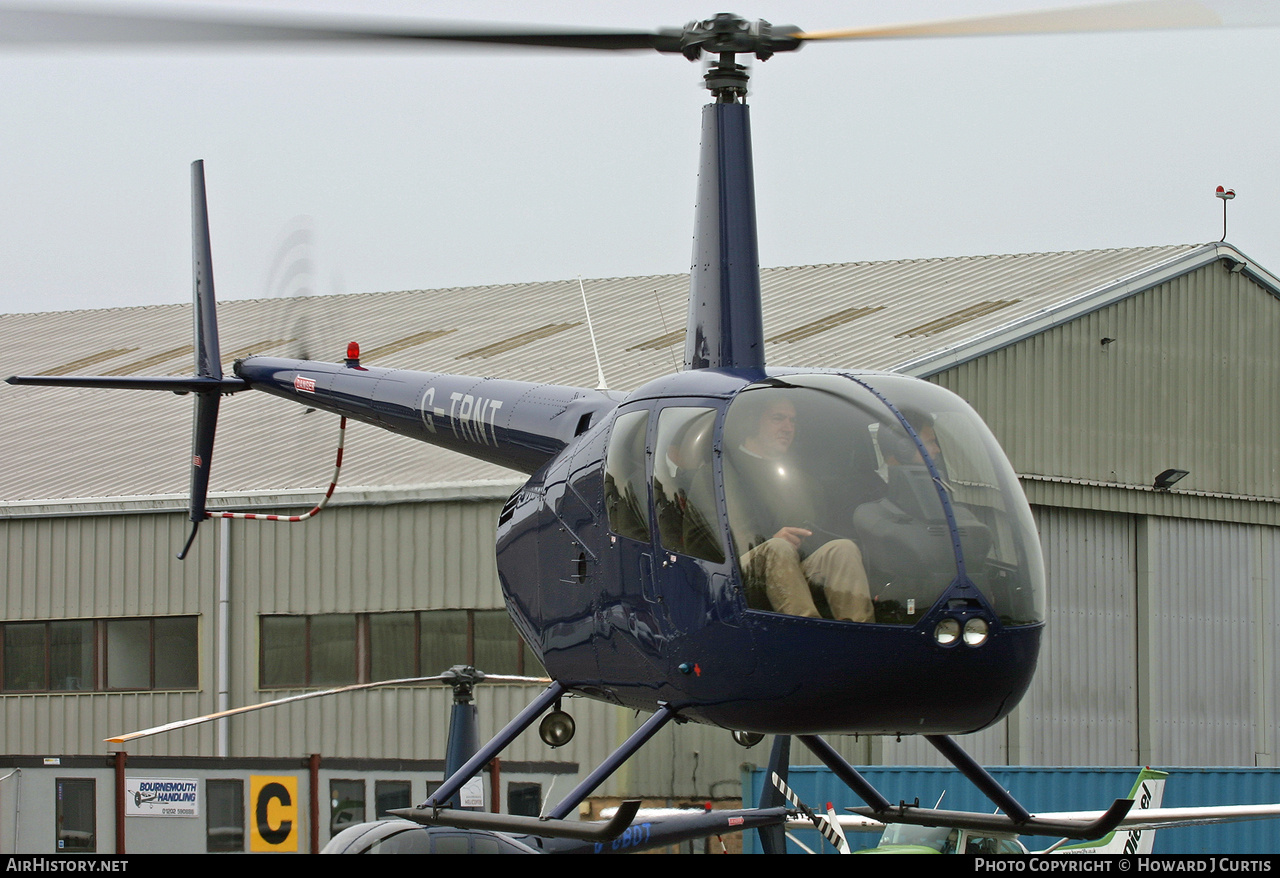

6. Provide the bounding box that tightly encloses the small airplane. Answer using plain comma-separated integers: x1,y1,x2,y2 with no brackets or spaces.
845,768,1170,854
772,767,1280,855
7,2,1275,845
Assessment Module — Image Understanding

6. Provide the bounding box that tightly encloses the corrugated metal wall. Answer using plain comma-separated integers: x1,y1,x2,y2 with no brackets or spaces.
1,510,219,756
1020,507,1139,765
1142,518,1278,766
915,259,1280,770
2,513,212,621
930,263,1280,514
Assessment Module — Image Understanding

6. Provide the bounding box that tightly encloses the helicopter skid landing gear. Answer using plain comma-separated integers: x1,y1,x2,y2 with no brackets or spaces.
402,689,678,840
422,680,568,811
796,733,1134,842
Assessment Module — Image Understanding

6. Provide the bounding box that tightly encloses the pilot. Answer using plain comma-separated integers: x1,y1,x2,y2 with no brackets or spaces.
877,414,944,472
727,393,873,623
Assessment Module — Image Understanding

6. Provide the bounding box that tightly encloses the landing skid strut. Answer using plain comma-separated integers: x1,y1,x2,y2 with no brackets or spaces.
394,685,1131,844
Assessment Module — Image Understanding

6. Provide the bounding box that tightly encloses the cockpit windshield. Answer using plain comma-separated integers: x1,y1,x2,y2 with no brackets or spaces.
722,374,1044,626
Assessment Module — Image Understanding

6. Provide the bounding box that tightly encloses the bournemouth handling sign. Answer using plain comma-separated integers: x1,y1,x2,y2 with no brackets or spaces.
124,777,199,817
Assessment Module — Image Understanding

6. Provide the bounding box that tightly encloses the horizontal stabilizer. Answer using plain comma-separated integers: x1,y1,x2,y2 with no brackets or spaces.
5,375,247,392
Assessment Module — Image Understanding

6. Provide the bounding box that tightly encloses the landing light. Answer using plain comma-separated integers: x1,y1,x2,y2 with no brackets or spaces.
934,618,960,646
963,618,989,647
539,709,576,748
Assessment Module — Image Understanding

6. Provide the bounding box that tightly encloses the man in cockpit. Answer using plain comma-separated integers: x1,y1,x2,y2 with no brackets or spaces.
727,395,874,623
878,415,945,473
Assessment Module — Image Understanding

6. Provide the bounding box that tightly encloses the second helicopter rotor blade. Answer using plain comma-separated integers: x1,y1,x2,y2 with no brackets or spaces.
797,0,1275,43
0,5,675,51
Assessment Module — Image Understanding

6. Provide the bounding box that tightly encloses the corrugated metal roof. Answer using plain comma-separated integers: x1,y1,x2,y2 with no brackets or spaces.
0,243,1249,503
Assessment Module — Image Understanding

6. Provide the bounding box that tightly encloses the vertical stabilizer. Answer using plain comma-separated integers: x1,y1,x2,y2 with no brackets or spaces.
6,160,248,560
1054,768,1168,855
179,159,225,559
757,736,791,853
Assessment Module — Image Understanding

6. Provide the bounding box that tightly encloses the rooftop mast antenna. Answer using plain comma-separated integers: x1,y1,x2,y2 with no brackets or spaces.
1216,185,1235,241
578,276,608,391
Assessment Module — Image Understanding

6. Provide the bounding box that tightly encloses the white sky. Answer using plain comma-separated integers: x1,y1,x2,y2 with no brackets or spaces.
1,0,1276,315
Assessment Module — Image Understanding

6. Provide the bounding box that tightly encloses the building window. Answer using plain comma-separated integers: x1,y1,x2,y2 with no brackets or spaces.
369,613,417,680
309,615,357,687
260,614,359,689
329,779,365,839
56,778,96,853
0,616,197,693
374,781,411,818
154,617,199,689
418,610,469,677
508,782,541,818
259,616,307,688
206,779,244,853
51,621,94,691
105,619,151,689
259,610,541,690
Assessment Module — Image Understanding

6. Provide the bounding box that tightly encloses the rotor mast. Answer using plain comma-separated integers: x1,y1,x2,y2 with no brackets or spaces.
681,15,799,371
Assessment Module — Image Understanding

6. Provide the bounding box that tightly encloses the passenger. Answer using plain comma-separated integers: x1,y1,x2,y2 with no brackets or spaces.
878,412,945,474
728,394,873,623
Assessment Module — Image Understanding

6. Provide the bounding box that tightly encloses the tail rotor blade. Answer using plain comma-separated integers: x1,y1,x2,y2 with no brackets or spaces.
771,770,850,854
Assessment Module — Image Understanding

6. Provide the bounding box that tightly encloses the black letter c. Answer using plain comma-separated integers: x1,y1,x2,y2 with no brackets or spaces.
256,782,293,845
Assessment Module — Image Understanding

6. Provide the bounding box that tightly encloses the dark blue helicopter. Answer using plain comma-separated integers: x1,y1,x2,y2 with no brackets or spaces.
9,7,1153,844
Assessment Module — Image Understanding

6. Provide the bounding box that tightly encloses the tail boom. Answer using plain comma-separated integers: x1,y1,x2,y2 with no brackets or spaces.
234,355,619,475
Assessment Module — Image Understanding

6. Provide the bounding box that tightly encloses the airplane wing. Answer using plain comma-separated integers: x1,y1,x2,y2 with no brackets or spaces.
790,813,888,833
818,803,1280,833
1033,803,1280,831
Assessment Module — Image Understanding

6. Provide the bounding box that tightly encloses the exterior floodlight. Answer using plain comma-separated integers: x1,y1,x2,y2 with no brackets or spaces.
1153,468,1189,490
963,618,989,647
934,618,960,646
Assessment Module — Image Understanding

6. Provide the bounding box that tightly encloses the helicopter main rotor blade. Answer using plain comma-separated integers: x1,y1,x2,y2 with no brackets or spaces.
0,5,676,50
797,0,1276,42
103,672,550,744
9,1,1271,59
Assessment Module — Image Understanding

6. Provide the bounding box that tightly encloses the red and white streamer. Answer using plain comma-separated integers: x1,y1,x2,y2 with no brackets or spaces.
209,417,346,522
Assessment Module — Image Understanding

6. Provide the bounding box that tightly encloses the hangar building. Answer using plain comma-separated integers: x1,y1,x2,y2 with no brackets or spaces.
0,242,1276,852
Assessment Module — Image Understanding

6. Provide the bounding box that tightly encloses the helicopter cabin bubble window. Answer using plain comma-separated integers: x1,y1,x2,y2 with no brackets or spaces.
603,409,651,542
721,375,1044,627
652,407,725,564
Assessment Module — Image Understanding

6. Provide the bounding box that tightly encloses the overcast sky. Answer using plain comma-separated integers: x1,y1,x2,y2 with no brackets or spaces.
1,0,1276,316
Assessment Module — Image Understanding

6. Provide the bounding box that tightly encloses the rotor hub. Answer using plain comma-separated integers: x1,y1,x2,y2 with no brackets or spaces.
665,14,802,100
441,664,486,704
674,14,801,61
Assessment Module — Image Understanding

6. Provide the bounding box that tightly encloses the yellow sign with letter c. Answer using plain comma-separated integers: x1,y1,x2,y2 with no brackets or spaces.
250,775,298,852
